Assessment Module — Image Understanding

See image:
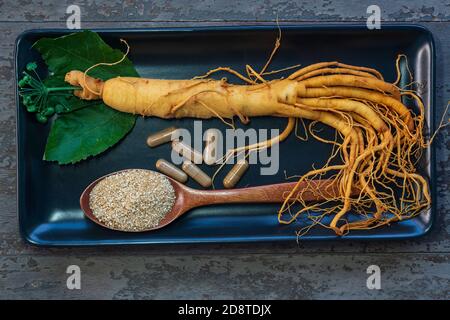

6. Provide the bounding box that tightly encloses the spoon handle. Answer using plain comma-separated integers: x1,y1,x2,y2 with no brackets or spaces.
189,179,339,206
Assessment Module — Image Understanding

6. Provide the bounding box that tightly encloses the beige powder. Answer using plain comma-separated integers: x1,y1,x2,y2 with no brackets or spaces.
89,169,175,231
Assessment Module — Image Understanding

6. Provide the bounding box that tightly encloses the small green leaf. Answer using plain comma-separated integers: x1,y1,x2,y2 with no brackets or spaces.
43,103,135,164
33,30,139,80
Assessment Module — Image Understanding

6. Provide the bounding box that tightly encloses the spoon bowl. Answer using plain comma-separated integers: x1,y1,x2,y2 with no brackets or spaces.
80,169,348,232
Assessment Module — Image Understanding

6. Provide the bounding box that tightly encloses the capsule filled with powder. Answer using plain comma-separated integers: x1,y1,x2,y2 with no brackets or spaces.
156,159,188,183
182,161,212,188
146,126,179,147
223,160,249,188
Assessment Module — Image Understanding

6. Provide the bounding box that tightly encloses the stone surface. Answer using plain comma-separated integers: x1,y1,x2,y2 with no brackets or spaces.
1,0,450,22
0,0,449,300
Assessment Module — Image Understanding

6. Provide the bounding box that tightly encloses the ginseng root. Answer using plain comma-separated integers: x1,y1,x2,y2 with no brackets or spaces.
64,56,432,236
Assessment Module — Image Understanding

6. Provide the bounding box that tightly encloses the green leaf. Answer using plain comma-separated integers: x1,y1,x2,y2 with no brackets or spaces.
31,30,140,164
44,103,135,164
33,30,139,80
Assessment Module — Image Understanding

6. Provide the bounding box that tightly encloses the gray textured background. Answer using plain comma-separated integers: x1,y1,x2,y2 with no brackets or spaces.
0,0,449,300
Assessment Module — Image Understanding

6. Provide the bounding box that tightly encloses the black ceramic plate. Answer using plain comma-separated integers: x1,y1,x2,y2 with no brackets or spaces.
15,25,435,245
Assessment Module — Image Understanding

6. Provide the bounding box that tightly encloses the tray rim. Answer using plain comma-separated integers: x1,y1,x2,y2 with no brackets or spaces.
15,23,436,246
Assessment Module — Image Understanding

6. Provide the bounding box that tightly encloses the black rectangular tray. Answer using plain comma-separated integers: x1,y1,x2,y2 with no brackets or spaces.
15,25,435,245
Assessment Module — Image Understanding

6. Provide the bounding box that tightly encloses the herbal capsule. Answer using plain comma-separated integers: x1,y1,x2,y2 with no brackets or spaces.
182,161,212,188
223,160,249,189
203,128,221,165
172,141,203,164
146,126,179,147
155,159,188,183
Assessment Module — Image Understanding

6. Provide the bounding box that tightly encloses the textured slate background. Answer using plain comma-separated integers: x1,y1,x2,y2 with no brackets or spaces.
0,0,449,299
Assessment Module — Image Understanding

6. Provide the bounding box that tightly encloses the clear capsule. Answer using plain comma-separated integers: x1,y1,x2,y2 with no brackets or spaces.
223,160,249,189
155,159,188,183
172,141,203,164
182,161,212,188
203,128,221,165
146,126,179,147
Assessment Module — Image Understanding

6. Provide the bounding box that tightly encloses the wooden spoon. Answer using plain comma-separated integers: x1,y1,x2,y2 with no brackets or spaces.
80,169,347,232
